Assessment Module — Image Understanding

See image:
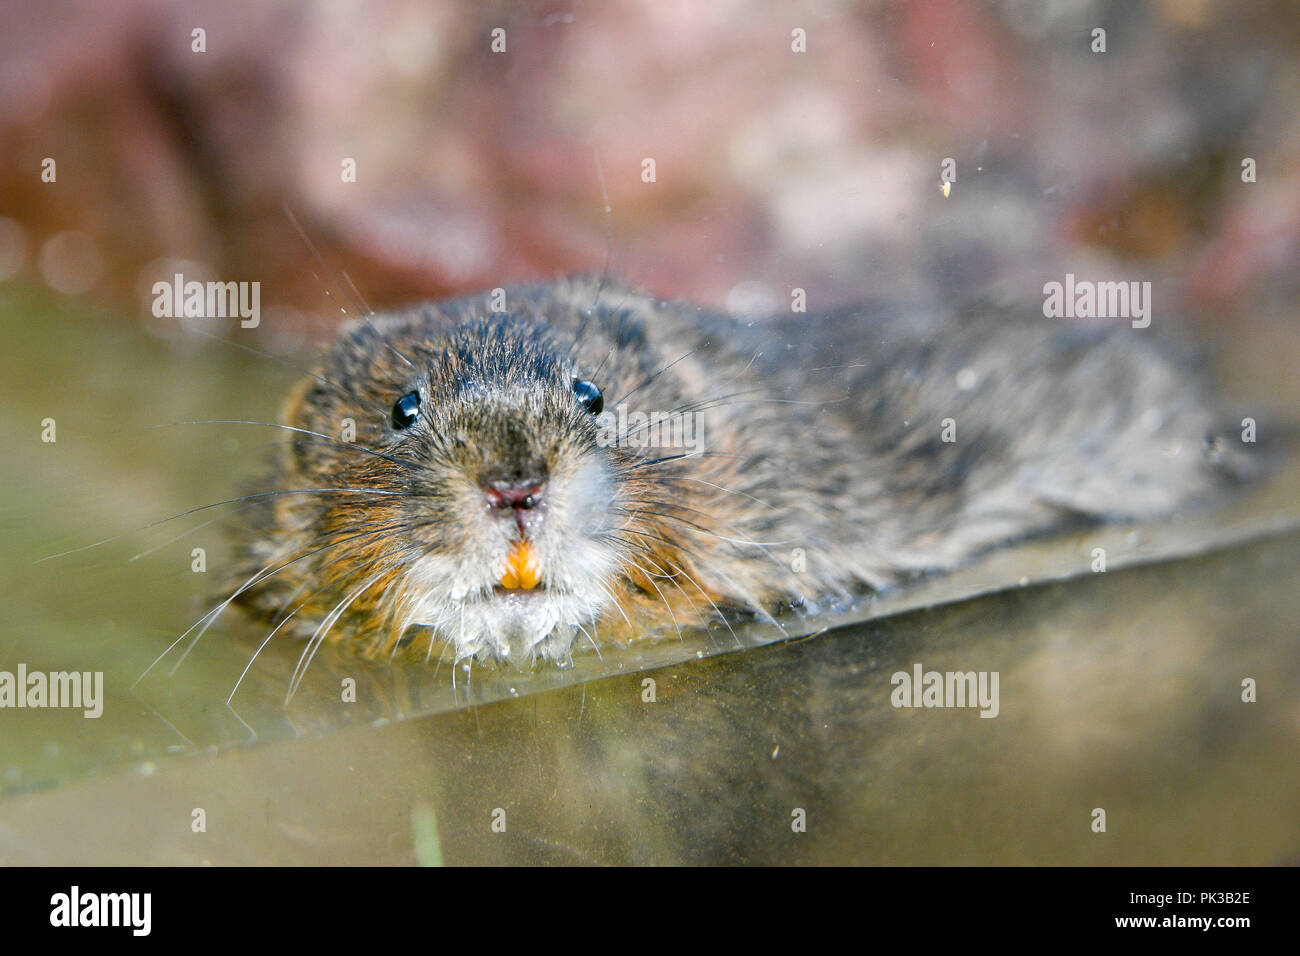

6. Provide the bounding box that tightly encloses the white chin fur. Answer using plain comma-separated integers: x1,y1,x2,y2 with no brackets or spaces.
400,586,606,667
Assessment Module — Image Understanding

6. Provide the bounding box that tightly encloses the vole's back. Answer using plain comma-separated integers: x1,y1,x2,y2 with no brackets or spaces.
571,284,1254,600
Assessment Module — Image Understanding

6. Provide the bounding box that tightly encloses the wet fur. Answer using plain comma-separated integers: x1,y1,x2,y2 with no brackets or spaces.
229,278,1251,667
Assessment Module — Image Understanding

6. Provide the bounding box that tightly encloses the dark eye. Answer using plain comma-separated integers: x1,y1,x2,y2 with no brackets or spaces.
391,390,421,430
572,378,603,415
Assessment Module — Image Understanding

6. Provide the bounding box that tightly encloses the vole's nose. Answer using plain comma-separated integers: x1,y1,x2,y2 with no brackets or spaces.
482,478,546,512
485,478,547,586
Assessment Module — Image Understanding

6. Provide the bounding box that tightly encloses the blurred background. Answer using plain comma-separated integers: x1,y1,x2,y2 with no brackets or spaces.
1,0,1298,864
1,0,1298,344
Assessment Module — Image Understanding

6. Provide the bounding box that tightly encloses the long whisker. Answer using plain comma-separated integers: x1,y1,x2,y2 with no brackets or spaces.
689,555,790,643
126,499,260,563
619,450,743,470
130,478,412,563
627,511,796,580
282,200,418,370
635,553,713,640
42,486,404,565
638,474,780,511
593,579,633,631
182,326,394,423
617,496,765,536
616,503,795,547
589,146,614,316
150,420,418,469
228,538,412,703
286,568,390,705
625,386,770,421
283,201,365,318
263,522,420,632
427,613,456,670
136,520,404,687
168,527,398,678
659,556,745,650
341,270,376,317
574,621,603,666
618,555,683,642
610,393,837,448
609,348,697,408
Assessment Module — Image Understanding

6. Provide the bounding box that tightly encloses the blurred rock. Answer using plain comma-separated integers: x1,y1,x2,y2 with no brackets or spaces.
0,0,1295,337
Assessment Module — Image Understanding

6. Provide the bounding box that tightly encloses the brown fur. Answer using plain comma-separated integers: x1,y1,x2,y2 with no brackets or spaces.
229,279,1254,665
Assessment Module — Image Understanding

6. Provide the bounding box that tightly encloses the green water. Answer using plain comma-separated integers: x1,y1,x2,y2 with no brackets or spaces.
1,287,1297,863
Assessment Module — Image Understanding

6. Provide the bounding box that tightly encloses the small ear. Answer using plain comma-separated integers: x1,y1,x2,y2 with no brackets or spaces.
280,374,317,429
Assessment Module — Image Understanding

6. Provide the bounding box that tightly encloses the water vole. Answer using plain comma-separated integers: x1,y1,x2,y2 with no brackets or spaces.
228,278,1253,668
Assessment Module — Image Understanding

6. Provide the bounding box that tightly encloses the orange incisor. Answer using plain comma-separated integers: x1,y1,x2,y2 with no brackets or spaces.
500,540,541,590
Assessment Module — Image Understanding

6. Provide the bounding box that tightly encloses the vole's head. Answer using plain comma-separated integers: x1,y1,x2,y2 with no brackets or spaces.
273,290,706,667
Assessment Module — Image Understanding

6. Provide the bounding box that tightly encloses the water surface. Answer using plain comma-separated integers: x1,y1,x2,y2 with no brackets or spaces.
2,288,1297,863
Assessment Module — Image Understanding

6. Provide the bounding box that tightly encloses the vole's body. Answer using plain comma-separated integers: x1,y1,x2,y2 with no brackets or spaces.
231,279,1248,666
